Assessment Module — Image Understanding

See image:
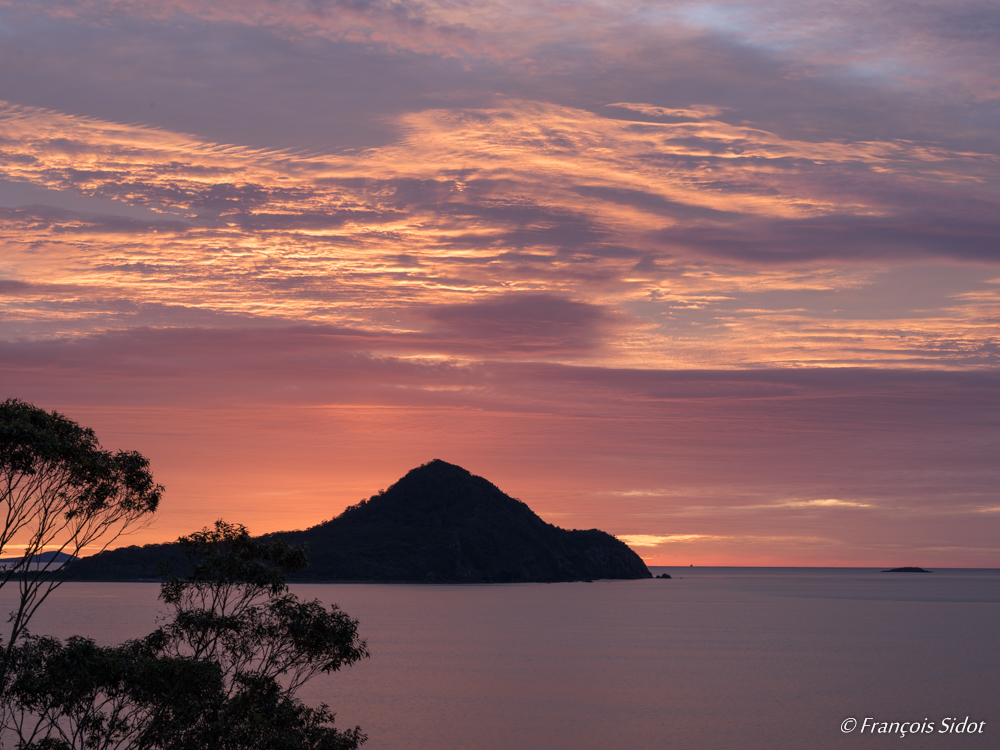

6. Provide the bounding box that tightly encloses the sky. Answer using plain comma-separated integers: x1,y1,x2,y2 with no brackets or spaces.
1,0,998,566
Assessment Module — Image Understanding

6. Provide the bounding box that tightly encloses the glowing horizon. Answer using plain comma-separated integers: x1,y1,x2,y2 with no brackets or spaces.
1,0,998,567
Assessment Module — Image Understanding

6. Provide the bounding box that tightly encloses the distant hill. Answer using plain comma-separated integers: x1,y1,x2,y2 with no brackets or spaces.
72,460,651,583
0,551,78,564
0,550,79,570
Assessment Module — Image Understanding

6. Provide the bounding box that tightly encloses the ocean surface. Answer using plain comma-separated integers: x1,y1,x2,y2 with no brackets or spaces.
4,567,998,749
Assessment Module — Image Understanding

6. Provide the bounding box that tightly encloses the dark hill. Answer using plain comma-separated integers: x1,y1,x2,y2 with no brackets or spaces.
71,541,187,581
0,551,78,565
287,460,651,582
73,460,651,583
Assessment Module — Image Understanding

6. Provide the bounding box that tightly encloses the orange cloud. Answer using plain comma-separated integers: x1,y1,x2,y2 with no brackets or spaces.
2,98,998,368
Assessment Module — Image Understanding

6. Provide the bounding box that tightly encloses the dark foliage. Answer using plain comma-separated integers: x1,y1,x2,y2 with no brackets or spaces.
6,634,221,749
4,521,368,749
0,398,162,524
0,399,162,692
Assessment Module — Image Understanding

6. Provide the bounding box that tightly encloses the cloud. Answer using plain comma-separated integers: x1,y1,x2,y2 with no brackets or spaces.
423,293,612,355
606,103,730,121
618,534,724,546
669,0,1000,101
780,499,870,508
0,205,191,235
4,0,999,160
660,213,1000,264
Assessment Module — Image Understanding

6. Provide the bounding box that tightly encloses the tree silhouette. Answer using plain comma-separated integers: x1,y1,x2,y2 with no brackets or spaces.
0,403,367,748
4,522,369,750
0,399,161,676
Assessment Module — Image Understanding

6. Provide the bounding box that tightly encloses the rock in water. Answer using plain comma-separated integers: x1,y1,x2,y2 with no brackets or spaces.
881,567,932,573
291,460,651,582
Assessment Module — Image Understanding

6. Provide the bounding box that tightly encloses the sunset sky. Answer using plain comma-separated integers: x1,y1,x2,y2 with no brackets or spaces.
1,0,998,566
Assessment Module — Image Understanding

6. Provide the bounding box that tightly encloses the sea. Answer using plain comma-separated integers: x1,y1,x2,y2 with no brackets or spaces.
4,567,998,749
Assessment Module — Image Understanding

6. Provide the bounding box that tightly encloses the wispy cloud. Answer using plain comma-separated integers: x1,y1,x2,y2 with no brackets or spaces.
612,496,873,510
778,499,871,508
1,99,998,366
619,534,726,547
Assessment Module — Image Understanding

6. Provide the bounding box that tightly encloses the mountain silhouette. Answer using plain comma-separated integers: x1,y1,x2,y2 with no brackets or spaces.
0,550,80,570
73,460,651,583
284,460,650,582
0,551,78,564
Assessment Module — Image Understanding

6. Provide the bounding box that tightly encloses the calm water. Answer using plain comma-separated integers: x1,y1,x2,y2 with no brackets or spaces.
4,568,998,749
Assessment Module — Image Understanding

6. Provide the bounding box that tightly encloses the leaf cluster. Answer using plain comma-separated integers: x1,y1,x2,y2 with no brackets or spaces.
157,522,369,696
0,399,162,520
3,521,369,750
0,400,163,659
6,634,220,749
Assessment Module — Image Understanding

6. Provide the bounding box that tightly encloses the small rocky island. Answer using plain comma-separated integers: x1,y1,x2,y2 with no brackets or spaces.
73,460,652,583
882,567,933,573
